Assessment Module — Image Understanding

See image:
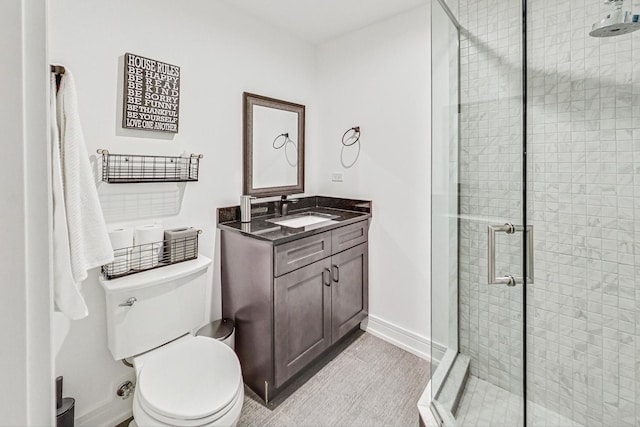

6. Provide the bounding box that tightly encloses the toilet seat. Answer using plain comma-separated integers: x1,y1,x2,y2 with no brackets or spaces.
135,336,243,426
135,378,243,426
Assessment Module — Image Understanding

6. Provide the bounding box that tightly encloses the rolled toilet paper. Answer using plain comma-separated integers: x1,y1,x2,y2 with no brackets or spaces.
108,228,133,276
108,227,133,250
134,223,164,245
132,224,164,270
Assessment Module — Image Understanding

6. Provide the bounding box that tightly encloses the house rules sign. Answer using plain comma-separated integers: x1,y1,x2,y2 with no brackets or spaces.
123,52,180,133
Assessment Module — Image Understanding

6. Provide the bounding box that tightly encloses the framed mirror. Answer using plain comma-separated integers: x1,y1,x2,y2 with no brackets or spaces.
243,92,305,197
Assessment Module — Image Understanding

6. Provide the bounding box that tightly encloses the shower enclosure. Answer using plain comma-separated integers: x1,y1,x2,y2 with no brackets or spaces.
428,0,640,426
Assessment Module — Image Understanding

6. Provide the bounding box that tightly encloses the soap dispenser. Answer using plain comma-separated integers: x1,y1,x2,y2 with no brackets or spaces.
240,195,255,223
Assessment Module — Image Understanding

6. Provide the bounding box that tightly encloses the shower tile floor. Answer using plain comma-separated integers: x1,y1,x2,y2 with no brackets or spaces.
237,332,431,427
456,376,583,427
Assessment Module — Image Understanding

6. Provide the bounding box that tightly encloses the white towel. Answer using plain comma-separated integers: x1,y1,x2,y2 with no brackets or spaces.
51,68,113,319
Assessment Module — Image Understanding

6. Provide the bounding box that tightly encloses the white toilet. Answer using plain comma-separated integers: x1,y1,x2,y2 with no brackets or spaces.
99,256,244,427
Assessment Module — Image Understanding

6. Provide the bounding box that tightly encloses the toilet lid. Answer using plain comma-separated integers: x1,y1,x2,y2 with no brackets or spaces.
137,336,242,421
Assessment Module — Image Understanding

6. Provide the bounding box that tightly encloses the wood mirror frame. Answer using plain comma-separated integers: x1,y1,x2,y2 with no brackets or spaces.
243,92,305,197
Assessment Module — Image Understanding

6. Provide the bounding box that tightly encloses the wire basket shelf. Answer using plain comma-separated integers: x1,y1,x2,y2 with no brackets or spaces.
98,149,203,183
102,233,199,280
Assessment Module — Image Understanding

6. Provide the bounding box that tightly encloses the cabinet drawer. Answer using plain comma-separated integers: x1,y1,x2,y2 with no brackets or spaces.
274,231,332,277
331,220,369,254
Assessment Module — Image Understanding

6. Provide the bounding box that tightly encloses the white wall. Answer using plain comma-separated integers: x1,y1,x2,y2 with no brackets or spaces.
0,0,54,425
49,1,318,424
314,6,434,355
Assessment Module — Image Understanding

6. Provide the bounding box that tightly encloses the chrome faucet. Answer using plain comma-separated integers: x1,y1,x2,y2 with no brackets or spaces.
275,195,300,216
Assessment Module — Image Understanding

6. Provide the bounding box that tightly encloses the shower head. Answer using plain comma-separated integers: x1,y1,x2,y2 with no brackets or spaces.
589,0,640,37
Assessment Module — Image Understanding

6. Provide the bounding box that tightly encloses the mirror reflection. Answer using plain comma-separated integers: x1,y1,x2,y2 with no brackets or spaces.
253,106,298,188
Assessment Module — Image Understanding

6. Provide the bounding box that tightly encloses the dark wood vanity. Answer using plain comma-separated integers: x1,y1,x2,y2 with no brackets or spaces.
217,196,371,403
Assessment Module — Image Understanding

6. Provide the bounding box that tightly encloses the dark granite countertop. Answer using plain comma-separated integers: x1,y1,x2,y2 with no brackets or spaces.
217,196,372,245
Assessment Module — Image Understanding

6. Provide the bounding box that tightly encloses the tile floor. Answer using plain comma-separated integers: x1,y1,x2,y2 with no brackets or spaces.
455,376,583,427
237,332,431,427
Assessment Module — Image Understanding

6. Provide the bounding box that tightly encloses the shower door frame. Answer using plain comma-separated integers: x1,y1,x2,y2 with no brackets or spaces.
520,0,529,424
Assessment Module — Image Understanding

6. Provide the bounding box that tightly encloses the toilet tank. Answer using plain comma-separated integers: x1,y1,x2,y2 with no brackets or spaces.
99,255,212,360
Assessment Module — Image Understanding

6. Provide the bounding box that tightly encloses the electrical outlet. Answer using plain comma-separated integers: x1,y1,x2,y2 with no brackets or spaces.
331,172,344,182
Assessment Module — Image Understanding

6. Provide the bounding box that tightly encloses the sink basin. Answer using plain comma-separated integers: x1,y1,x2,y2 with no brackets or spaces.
271,215,333,228
267,212,339,228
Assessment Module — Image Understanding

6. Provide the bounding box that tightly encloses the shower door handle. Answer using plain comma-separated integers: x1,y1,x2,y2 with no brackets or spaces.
487,223,533,286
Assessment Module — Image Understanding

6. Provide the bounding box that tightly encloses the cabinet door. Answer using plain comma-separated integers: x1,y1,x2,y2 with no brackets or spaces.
330,243,369,343
274,258,332,388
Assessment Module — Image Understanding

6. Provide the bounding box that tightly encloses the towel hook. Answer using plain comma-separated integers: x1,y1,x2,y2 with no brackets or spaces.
50,65,66,75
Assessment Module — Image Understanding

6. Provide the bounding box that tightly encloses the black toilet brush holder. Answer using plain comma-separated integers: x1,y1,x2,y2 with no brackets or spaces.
56,376,75,427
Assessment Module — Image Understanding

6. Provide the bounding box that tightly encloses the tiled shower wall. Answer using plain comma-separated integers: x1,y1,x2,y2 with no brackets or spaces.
458,0,640,426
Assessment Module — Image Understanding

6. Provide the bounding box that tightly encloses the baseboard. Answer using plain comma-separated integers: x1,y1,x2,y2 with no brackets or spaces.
75,396,133,427
361,315,447,363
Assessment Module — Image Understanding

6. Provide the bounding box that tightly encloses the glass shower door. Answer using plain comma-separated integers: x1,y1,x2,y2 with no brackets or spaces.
430,0,528,425
455,0,527,424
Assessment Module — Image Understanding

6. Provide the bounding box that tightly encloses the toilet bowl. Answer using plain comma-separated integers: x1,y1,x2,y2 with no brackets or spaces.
99,256,244,427
131,336,243,427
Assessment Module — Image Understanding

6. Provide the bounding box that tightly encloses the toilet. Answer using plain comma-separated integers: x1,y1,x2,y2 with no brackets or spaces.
99,255,244,427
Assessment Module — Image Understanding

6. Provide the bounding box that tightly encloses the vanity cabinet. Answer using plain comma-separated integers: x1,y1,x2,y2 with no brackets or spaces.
220,219,369,403
274,241,368,387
